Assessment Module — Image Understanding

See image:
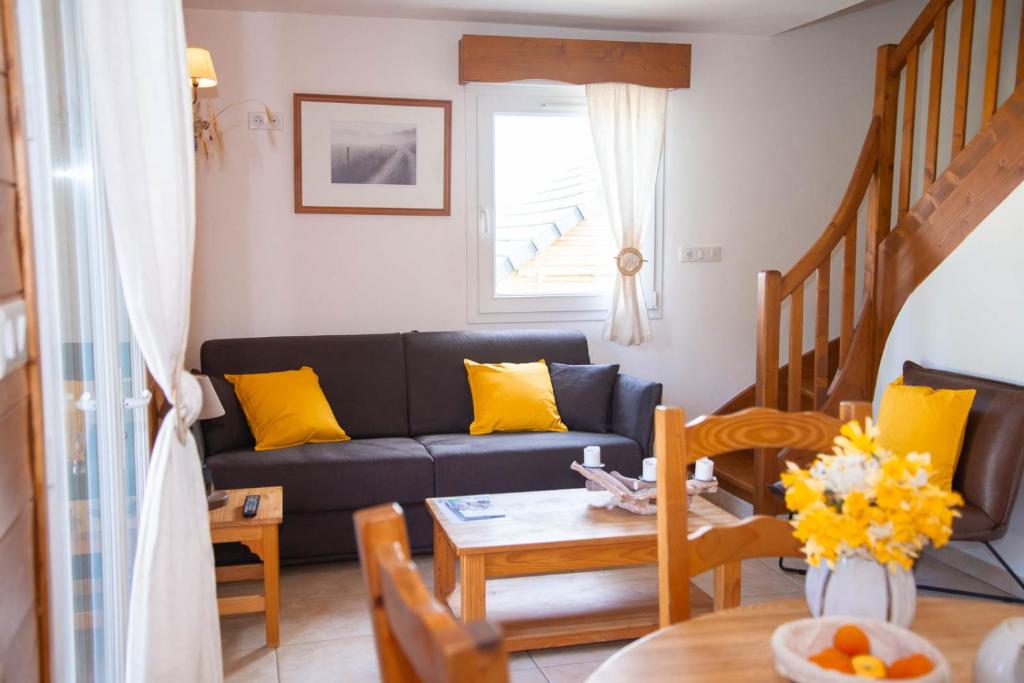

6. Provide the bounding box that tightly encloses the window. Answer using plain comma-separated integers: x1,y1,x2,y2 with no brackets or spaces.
21,1,150,680
469,85,663,322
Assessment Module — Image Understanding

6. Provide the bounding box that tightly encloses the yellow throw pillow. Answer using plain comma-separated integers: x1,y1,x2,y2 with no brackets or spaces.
464,359,568,436
877,376,976,491
224,366,349,451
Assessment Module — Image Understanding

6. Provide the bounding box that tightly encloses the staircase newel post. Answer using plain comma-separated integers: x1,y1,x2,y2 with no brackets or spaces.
865,44,900,384
754,270,782,515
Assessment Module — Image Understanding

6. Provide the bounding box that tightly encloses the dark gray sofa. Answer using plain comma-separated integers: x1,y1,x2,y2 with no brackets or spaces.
198,329,662,563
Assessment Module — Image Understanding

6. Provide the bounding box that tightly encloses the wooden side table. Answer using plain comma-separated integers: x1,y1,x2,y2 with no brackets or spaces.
210,486,283,648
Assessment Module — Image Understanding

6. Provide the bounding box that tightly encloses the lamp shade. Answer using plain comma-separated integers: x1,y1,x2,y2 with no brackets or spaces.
195,374,226,420
186,47,218,88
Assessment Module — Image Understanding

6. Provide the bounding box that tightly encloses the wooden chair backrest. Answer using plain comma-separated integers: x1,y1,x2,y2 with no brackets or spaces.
354,503,509,683
656,401,872,626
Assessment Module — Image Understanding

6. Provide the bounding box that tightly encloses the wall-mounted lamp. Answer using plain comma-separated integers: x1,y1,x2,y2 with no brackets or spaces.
187,45,277,160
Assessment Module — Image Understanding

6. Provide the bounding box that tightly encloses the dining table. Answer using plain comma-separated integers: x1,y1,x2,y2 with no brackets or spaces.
586,596,1024,682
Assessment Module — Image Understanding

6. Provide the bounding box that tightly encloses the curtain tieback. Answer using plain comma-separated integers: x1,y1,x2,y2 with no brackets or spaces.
615,247,646,277
170,370,203,445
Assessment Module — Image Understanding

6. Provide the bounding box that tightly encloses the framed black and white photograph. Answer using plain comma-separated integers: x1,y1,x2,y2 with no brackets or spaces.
294,94,451,215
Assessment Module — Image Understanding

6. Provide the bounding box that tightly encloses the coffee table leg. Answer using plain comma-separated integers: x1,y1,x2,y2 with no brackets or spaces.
434,522,456,601
714,560,741,610
263,525,281,647
459,555,486,622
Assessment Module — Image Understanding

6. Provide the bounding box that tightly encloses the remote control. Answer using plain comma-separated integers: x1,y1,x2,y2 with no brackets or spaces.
242,494,260,518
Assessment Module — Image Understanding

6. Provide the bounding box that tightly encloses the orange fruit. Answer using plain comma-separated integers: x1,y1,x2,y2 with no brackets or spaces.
808,647,854,673
888,653,934,679
851,654,887,679
833,624,871,656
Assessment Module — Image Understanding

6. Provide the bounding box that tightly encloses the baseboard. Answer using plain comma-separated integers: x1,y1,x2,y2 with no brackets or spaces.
924,544,1024,600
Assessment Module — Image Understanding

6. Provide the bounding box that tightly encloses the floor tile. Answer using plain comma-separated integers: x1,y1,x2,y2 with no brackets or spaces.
220,613,273,653
510,668,550,683
223,646,278,683
508,651,541,672
541,660,605,682
691,558,803,598
280,591,373,646
280,561,365,601
277,635,380,683
915,554,1011,598
530,641,629,668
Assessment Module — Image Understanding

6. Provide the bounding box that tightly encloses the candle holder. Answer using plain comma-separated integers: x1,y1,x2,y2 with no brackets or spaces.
571,462,719,515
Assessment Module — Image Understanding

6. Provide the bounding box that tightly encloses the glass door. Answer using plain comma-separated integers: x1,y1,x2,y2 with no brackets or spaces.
19,0,151,680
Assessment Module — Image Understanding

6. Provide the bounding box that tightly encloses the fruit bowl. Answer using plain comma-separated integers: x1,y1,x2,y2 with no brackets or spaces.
770,616,951,682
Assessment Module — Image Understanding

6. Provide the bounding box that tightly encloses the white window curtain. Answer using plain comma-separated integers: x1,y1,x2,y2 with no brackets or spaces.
80,2,223,681
586,83,668,346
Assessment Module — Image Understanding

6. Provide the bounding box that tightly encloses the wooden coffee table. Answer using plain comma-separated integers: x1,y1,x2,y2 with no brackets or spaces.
425,488,739,651
210,486,283,648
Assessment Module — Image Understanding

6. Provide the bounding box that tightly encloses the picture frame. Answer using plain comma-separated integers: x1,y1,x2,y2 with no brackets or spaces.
293,93,452,215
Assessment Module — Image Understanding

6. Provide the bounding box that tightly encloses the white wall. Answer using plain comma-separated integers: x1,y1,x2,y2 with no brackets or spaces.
184,0,926,414
876,179,1024,581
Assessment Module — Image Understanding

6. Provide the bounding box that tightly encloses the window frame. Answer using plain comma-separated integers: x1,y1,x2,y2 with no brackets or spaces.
466,83,664,323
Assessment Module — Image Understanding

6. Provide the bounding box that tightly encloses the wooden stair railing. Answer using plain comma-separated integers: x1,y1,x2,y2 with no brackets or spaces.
749,0,1024,513
752,118,879,513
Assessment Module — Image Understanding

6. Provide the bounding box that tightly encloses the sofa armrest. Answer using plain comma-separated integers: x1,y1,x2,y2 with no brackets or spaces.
611,374,663,458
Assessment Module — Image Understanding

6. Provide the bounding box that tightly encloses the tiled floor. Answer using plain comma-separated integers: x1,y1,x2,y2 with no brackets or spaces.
219,553,1009,682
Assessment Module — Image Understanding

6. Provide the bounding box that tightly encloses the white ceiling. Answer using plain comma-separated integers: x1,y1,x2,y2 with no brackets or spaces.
181,0,880,36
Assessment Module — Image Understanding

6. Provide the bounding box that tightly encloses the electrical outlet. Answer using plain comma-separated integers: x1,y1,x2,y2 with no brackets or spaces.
247,111,267,129
678,245,723,262
248,111,283,131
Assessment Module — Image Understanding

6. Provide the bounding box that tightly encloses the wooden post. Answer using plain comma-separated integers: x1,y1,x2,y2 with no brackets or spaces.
655,406,692,627
754,270,781,515
865,44,899,389
839,401,873,424
952,0,976,155
923,8,947,186
983,0,1006,123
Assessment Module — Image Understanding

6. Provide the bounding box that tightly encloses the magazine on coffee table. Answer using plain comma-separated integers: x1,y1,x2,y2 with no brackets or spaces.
443,496,507,522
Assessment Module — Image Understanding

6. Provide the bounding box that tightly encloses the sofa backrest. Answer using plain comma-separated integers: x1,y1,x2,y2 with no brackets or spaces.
403,330,591,435
903,361,1024,531
200,334,409,444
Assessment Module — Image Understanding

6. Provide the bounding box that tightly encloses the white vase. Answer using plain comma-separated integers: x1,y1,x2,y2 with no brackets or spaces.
974,618,1024,683
805,557,916,627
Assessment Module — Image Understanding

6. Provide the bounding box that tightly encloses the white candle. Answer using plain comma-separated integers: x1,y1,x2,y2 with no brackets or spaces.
695,457,714,482
642,457,657,482
583,446,602,467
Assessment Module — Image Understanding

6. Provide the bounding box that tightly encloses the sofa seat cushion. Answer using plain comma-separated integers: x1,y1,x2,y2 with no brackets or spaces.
418,431,642,497
205,437,434,513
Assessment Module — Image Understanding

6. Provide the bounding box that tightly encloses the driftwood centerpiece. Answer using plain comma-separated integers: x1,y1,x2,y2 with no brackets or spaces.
570,461,718,515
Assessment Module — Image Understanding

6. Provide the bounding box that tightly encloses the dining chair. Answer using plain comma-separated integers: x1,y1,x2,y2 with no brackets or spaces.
655,400,871,626
354,502,509,683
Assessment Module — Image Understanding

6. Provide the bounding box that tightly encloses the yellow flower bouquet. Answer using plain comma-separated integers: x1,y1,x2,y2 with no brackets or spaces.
781,418,963,572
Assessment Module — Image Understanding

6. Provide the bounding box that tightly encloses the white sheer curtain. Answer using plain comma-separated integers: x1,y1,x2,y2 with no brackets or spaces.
586,83,668,346
81,2,223,681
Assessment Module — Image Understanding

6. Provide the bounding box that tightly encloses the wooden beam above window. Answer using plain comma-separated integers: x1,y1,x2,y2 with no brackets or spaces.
459,35,691,89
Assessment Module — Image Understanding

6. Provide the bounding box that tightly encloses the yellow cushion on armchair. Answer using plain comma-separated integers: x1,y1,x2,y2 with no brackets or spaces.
877,376,976,491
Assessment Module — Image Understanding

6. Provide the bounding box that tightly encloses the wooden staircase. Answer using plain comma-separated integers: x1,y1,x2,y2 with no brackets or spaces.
717,0,1024,513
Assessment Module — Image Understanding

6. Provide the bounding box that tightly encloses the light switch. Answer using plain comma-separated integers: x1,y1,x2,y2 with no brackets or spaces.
0,298,27,380
679,245,723,262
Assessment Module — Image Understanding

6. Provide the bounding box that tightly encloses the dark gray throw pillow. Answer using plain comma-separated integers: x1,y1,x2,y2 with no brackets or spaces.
548,362,620,433
199,374,255,456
